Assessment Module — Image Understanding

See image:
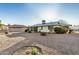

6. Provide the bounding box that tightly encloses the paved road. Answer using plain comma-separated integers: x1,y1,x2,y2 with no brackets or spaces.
1,32,79,55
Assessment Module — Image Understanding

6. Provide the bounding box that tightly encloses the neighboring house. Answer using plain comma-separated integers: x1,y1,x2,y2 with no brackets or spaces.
30,20,71,33
1,24,9,30
0,24,9,33
8,24,27,32
0,20,9,33
69,25,79,33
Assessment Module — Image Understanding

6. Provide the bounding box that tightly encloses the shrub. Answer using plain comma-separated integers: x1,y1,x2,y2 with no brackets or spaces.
25,29,27,32
31,47,38,55
25,29,32,33
69,29,73,33
54,26,68,34
25,29,29,32
5,31,8,34
40,32,47,36
28,30,31,33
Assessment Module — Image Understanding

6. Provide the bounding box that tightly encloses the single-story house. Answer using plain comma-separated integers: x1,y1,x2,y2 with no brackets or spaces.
0,24,9,33
0,20,9,34
29,20,71,33
69,25,79,33
8,24,27,32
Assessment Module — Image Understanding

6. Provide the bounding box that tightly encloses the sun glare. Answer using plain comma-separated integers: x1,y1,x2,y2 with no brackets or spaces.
41,10,58,20
39,4,60,22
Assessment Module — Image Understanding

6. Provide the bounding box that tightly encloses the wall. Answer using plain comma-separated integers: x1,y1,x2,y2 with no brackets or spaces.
37,27,41,32
38,26,50,32
9,28,26,32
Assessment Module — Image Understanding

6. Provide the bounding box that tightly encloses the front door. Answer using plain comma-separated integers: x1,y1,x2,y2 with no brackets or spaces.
34,27,38,32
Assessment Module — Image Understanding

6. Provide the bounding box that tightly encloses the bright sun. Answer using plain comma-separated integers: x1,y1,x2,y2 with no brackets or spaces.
40,9,58,21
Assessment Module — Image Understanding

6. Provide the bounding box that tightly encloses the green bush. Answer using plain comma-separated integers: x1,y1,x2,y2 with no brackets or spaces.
40,32,47,36
69,29,73,33
25,29,27,32
28,30,31,33
54,26,68,34
5,31,8,34
25,29,29,32
31,47,38,55
25,29,32,33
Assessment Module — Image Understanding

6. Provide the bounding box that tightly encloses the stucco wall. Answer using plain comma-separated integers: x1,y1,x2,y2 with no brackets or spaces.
37,27,41,32
37,26,61,33
37,26,50,32
9,28,26,32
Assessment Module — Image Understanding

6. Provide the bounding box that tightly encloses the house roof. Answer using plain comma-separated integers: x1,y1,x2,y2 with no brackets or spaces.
32,21,71,27
9,24,27,28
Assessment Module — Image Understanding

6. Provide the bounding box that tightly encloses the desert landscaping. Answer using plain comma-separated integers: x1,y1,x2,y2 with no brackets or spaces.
0,33,25,52
0,19,79,55
0,32,79,55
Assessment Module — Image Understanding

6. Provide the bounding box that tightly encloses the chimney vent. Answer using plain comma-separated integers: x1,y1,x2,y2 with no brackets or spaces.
42,20,46,24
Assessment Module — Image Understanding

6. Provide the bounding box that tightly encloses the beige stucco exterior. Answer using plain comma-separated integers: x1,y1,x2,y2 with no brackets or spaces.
9,28,26,32
37,26,62,33
37,26,50,32
0,25,9,31
37,27,41,32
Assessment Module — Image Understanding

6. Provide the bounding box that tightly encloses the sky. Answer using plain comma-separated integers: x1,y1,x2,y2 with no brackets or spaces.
0,3,79,25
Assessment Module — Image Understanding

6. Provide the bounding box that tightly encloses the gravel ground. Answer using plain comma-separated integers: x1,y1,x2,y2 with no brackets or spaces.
0,34,25,51
1,33,79,55
12,43,62,55
32,43,63,55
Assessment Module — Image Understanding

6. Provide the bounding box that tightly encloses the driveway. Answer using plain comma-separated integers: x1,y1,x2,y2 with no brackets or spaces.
1,32,79,55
